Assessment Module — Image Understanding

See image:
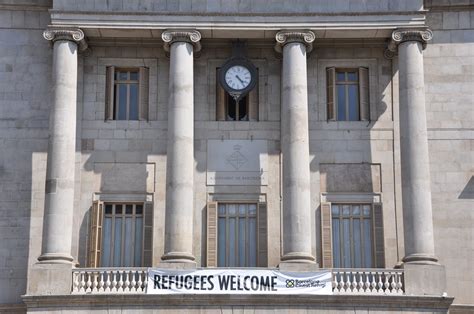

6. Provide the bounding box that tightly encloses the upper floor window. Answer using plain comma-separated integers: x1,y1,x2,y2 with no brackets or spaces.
216,68,258,121
320,202,385,269
206,201,267,267
326,67,369,121
105,66,149,121
87,201,153,267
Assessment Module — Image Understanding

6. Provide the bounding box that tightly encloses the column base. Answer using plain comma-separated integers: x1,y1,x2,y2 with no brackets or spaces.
161,251,196,268
279,252,317,271
37,253,74,264
402,263,446,296
27,263,73,295
402,253,439,265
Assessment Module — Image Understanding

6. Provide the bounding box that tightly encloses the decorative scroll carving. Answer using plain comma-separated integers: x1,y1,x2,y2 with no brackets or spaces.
162,30,202,52
274,30,316,53
43,28,88,51
384,28,433,59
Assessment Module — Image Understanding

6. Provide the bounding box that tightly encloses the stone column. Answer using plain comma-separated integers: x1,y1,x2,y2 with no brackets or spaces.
161,30,201,264
275,31,316,265
38,28,87,264
386,28,438,265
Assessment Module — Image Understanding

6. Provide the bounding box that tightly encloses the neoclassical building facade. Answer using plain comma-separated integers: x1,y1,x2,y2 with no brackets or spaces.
0,0,472,313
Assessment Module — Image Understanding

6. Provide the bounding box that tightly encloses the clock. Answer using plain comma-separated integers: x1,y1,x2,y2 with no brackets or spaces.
219,58,257,101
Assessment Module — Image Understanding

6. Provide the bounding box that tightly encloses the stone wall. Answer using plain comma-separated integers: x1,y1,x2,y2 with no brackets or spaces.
52,0,423,13
0,1,51,304
424,7,474,305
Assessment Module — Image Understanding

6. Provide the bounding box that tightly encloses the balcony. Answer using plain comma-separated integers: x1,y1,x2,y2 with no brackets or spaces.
71,268,404,295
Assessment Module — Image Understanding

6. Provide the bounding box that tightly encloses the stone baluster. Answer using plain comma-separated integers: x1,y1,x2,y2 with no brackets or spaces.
275,31,316,266
161,30,201,264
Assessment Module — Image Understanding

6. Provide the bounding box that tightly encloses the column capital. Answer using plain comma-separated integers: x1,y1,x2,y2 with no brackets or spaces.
162,30,202,52
43,27,88,51
274,30,316,53
384,28,433,59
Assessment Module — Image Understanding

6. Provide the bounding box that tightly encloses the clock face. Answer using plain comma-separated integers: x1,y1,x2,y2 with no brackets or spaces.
224,65,252,91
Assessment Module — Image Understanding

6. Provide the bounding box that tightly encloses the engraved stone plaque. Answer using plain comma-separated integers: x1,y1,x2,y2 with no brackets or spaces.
207,140,268,186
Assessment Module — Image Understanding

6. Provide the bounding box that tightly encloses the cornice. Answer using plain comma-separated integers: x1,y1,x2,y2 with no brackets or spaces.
384,28,433,59
274,30,316,53
43,27,88,52
161,30,202,52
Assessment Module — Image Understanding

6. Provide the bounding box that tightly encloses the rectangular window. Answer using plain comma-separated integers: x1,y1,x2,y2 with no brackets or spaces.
331,204,373,268
320,202,385,268
327,67,369,121
105,66,149,121
87,201,153,267
207,201,267,267
217,203,257,267
216,69,258,121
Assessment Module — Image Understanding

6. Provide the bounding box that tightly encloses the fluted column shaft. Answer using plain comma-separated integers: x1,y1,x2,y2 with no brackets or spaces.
161,30,201,263
387,29,438,264
39,28,86,263
276,31,316,263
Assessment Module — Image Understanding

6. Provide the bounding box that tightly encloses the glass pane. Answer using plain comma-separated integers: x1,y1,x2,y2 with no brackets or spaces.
332,218,340,268
249,204,257,215
238,218,246,266
249,217,257,267
228,204,236,215
337,85,346,121
239,204,247,216
117,84,127,120
228,218,236,267
363,219,373,267
118,72,127,80
123,217,133,266
348,85,359,121
130,71,139,80
363,205,371,216
331,205,339,215
126,205,133,215
217,218,226,267
336,72,345,81
101,217,112,267
115,204,123,215
238,97,248,121
352,205,360,215
113,218,122,266
227,94,236,120
129,84,139,120
347,72,358,81
353,219,362,268
218,204,226,215
134,217,143,266
136,205,143,215
342,205,350,216
105,204,112,215
342,218,351,268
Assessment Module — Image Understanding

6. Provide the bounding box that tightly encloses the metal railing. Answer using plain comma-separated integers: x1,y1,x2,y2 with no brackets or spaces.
72,268,404,295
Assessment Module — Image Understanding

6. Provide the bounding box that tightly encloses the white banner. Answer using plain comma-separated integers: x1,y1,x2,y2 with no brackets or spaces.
147,268,332,295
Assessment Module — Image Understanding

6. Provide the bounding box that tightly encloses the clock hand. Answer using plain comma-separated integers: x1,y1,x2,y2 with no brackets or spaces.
235,75,245,85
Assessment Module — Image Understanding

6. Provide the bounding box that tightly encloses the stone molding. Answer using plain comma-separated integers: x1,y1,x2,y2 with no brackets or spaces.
384,28,433,59
274,30,316,53
43,27,88,51
162,30,202,52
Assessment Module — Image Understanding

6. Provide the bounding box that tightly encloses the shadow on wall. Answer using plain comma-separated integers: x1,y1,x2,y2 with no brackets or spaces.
459,176,474,199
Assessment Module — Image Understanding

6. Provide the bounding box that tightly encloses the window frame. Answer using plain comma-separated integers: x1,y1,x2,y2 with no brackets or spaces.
318,59,376,122
112,68,140,121
101,202,145,268
334,68,361,121
217,202,258,267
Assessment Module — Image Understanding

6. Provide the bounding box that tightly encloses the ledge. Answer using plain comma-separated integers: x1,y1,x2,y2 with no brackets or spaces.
22,294,454,311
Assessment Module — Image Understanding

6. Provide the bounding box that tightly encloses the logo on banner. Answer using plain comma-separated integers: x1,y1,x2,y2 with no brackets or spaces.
286,279,295,288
